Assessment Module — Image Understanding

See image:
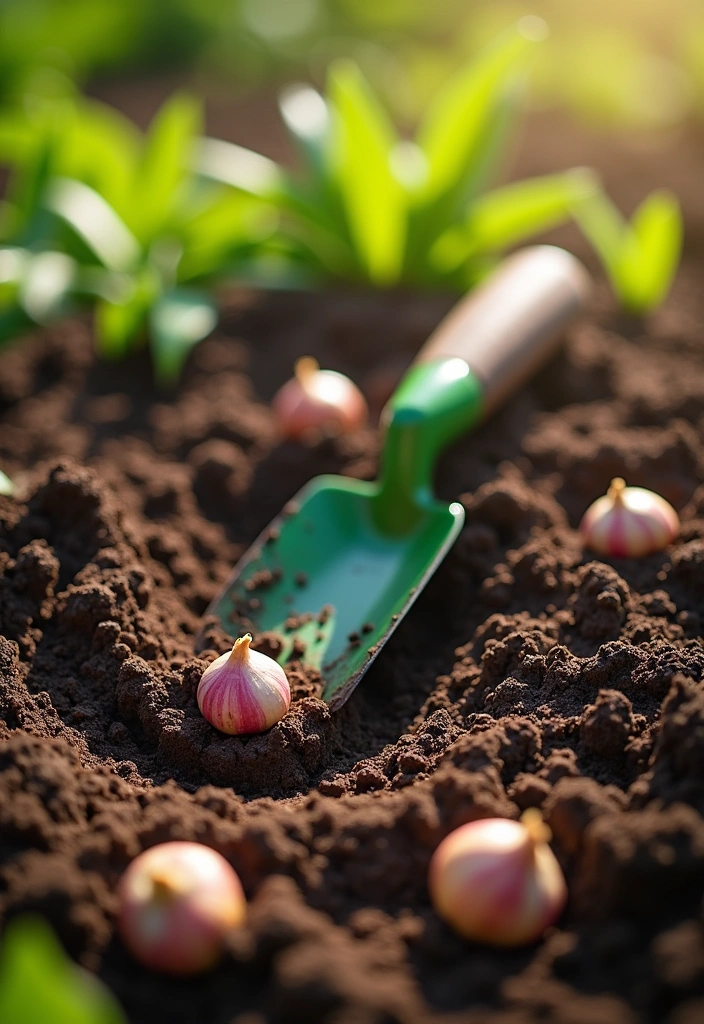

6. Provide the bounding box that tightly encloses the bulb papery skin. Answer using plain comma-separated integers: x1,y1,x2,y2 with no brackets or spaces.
580,477,679,558
428,813,567,947
118,841,246,974
197,634,291,735
272,357,368,440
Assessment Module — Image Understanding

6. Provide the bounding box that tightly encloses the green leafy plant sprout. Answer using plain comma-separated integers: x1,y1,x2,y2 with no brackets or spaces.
0,88,277,383
573,186,683,314
0,22,684,384
0,914,125,1024
196,22,597,291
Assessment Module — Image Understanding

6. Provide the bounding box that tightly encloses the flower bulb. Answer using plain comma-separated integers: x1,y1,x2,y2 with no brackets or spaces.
428,810,567,947
118,841,246,974
580,477,679,558
197,633,290,735
272,356,368,439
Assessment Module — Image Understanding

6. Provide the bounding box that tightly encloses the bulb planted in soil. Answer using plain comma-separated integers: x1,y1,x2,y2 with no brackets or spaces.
197,633,291,735
118,841,246,974
580,477,679,558
429,810,567,947
272,356,368,439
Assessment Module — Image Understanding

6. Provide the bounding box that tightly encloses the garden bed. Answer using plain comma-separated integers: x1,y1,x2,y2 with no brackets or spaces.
2,116,704,1021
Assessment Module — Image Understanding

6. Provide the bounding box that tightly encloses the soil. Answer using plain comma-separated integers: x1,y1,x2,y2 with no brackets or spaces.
3,106,704,1022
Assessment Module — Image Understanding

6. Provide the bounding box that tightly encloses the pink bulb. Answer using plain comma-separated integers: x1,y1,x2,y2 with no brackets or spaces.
197,633,290,735
272,357,368,440
580,477,679,558
429,811,567,947
118,841,246,974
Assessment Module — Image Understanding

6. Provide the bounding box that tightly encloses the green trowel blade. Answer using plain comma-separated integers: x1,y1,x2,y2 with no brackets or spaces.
204,475,464,710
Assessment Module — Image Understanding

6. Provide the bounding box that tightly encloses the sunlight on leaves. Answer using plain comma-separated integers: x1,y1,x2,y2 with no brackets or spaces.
416,24,536,204
327,58,406,285
574,186,682,314
46,178,140,272
132,93,201,243
619,190,683,312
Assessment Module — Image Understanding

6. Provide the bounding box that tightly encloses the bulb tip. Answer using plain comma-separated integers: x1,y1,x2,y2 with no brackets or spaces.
229,633,253,662
294,356,319,386
608,477,626,503
150,872,180,903
520,808,551,846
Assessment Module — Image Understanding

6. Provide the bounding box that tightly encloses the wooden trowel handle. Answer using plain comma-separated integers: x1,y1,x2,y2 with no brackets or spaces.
414,245,591,417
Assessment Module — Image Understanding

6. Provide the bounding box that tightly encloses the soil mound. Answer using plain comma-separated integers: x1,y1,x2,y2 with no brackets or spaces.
2,273,704,1022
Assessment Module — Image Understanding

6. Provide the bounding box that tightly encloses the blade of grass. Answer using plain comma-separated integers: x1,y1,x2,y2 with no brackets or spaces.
326,59,406,285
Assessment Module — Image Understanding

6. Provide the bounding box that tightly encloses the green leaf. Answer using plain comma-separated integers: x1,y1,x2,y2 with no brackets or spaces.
326,59,406,285
0,304,32,345
45,178,141,272
178,190,278,282
149,288,217,387
0,915,125,1024
618,190,683,313
0,113,34,164
196,136,368,256
429,169,596,276
279,83,330,180
10,131,56,244
194,137,286,201
95,269,157,360
572,188,626,283
415,25,535,205
573,187,682,314
19,250,77,323
0,468,14,496
0,246,29,285
469,168,598,250
132,93,202,243
55,99,140,218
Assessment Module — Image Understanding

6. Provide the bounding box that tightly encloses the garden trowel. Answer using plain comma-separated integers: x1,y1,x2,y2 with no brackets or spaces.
202,245,590,709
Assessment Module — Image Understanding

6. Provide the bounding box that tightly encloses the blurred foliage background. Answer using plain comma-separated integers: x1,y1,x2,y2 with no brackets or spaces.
1,0,702,132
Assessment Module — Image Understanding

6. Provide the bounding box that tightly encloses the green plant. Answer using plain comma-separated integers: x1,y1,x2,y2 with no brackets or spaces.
0,90,278,383
196,23,596,290
0,915,125,1024
573,187,683,314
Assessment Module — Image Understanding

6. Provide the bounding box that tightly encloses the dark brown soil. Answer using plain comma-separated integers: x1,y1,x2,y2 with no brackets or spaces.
3,123,704,1022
